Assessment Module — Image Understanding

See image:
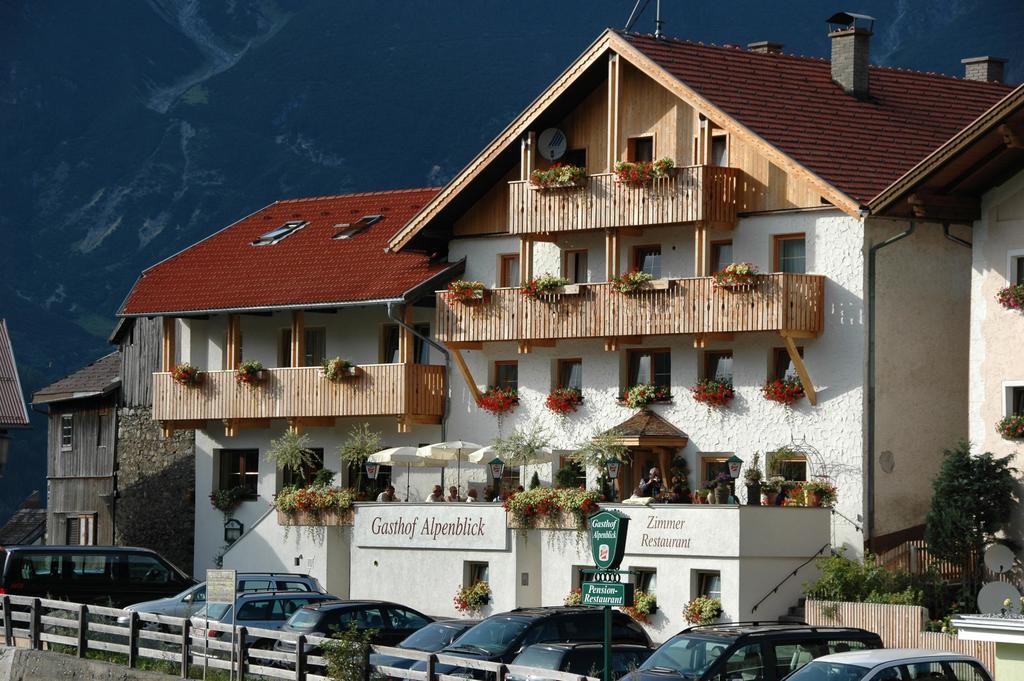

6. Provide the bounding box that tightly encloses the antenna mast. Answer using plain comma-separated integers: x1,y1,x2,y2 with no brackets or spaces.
655,0,663,38
623,0,664,37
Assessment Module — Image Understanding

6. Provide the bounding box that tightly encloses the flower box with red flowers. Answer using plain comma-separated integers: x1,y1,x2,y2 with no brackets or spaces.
691,379,735,408
521,274,578,300
613,157,675,187
997,414,1024,441
621,384,672,409
477,387,519,416
610,270,669,294
235,360,265,387
447,279,487,303
762,377,805,405
996,284,1024,312
712,263,759,291
171,362,204,389
529,163,587,190
546,387,583,415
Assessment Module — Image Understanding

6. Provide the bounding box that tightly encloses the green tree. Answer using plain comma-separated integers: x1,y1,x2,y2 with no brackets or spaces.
493,423,551,467
265,430,317,484
924,441,1017,597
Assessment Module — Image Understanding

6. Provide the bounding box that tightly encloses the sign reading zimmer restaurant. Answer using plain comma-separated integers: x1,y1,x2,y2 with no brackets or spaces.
354,504,509,551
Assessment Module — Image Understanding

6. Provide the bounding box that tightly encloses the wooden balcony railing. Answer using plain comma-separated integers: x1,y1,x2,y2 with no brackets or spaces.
152,363,445,423
436,274,824,344
508,165,739,235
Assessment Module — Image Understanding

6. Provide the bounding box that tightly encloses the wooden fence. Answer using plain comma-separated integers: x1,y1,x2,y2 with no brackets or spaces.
436,274,825,344
805,600,995,672
0,594,597,681
876,540,967,582
508,166,739,235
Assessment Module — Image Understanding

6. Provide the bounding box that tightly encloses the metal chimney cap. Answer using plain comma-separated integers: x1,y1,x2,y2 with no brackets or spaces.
961,56,1008,65
827,11,875,33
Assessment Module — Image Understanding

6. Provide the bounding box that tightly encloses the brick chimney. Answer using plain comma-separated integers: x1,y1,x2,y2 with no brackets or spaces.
747,41,784,54
962,56,1007,84
827,12,875,99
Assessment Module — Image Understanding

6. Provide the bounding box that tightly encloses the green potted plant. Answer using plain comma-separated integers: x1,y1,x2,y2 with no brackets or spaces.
623,590,658,623
338,423,382,497
447,279,487,302
530,163,587,190
235,360,264,387
760,476,785,506
522,273,573,299
743,452,763,506
322,357,358,381
712,262,759,291
713,472,732,505
564,588,582,606
683,596,722,625
623,383,672,409
210,486,247,515
453,581,491,615
266,430,318,484
171,362,204,388
610,269,655,294
802,479,837,508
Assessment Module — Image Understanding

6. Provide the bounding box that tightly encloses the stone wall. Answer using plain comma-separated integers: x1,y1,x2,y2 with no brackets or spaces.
115,407,195,575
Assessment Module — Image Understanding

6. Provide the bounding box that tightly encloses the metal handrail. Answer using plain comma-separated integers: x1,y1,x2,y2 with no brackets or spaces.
750,543,830,614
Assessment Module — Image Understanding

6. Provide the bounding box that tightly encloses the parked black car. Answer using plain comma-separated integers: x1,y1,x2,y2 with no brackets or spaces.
508,642,653,681
273,600,434,656
618,623,883,681
370,619,480,673
414,606,652,680
0,545,194,607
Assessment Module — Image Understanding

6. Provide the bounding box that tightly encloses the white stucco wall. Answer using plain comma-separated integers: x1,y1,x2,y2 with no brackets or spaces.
435,210,867,554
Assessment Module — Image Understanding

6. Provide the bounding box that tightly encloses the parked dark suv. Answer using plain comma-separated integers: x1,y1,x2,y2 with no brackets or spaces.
0,545,194,607
416,606,652,679
618,623,883,681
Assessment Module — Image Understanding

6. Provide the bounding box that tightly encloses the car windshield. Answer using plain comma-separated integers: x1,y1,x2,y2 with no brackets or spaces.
401,623,471,652
197,603,232,621
285,608,324,630
448,617,531,655
783,660,870,681
640,634,731,677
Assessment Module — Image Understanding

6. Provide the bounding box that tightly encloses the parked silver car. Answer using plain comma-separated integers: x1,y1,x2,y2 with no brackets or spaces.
782,649,992,681
192,590,338,647
120,572,323,623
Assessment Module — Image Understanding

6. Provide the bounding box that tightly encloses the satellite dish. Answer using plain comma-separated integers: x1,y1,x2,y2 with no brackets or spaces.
537,128,567,161
984,543,1016,574
977,580,1021,614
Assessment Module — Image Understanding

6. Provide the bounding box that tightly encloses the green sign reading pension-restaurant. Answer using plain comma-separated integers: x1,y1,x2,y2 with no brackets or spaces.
589,509,628,570
581,581,635,607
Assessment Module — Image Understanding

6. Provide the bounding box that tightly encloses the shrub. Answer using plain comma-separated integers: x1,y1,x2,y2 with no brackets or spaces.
322,357,355,382
266,430,318,484
323,623,376,681
210,486,247,514
712,262,759,289
564,588,582,606
275,485,356,516
529,471,541,490
504,487,600,529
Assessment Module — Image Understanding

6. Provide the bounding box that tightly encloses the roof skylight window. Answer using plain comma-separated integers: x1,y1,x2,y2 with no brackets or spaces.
332,214,382,240
252,220,307,246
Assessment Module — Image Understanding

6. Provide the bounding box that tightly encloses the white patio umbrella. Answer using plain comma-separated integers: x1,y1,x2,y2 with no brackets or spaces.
417,440,482,488
467,444,559,465
369,447,447,501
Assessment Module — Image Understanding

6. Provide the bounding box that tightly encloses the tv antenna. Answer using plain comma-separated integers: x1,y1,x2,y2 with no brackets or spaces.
624,0,664,38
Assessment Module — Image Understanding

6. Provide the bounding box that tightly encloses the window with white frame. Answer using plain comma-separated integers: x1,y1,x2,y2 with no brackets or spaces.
633,567,657,596
60,414,73,451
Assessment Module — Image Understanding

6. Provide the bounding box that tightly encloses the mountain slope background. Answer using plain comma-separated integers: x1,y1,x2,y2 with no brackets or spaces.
2,0,1022,524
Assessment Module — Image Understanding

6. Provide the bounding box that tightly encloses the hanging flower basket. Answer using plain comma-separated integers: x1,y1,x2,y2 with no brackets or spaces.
684,596,722,625
454,581,491,614
996,284,1024,312
522,274,573,300
447,280,487,303
530,163,587,190
690,379,735,408
623,384,672,409
564,588,582,606
610,270,655,294
478,387,519,416
623,591,658,623
171,363,204,388
712,263,760,291
614,158,675,187
322,357,359,382
762,377,805,405
235,360,265,387
997,414,1024,441
546,387,583,415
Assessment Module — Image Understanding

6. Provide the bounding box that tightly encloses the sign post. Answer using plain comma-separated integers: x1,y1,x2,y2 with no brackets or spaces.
206,569,236,681
583,510,631,681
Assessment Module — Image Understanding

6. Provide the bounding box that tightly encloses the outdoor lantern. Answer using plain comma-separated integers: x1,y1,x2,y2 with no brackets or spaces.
605,457,622,479
365,461,381,481
224,519,243,544
488,457,505,480
727,454,744,479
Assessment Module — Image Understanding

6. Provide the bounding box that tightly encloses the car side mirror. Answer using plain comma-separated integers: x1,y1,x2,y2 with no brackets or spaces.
183,594,193,603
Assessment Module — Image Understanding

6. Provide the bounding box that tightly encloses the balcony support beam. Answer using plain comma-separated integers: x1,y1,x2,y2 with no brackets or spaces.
605,229,620,280
519,238,534,286
448,346,482,403
694,224,709,277
398,305,414,364
161,317,176,372
604,335,642,352
290,310,305,367
518,339,556,354
780,332,817,406
226,314,241,370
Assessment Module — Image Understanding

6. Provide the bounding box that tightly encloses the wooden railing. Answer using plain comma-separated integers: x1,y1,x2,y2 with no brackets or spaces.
436,274,825,344
876,540,967,582
508,166,740,235
152,363,445,422
0,595,597,681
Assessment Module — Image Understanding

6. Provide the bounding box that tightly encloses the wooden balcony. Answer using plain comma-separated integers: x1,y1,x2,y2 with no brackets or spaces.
436,274,824,344
508,165,740,235
152,363,445,427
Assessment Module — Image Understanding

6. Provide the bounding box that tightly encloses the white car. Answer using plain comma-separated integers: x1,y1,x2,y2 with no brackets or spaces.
782,649,992,681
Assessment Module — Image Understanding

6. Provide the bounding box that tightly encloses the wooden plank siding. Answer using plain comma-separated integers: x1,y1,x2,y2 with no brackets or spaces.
152,363,444,423
436,274,824,344
47,401,117,479
118,317,162,408
508,166,739,235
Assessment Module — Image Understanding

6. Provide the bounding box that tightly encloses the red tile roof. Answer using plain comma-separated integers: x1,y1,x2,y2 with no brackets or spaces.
0,320,29,428
622,33,1012,205
121,188,450,315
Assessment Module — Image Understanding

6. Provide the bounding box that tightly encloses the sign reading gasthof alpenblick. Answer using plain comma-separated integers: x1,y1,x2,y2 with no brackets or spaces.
354,505,509,551
589,510,629,570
